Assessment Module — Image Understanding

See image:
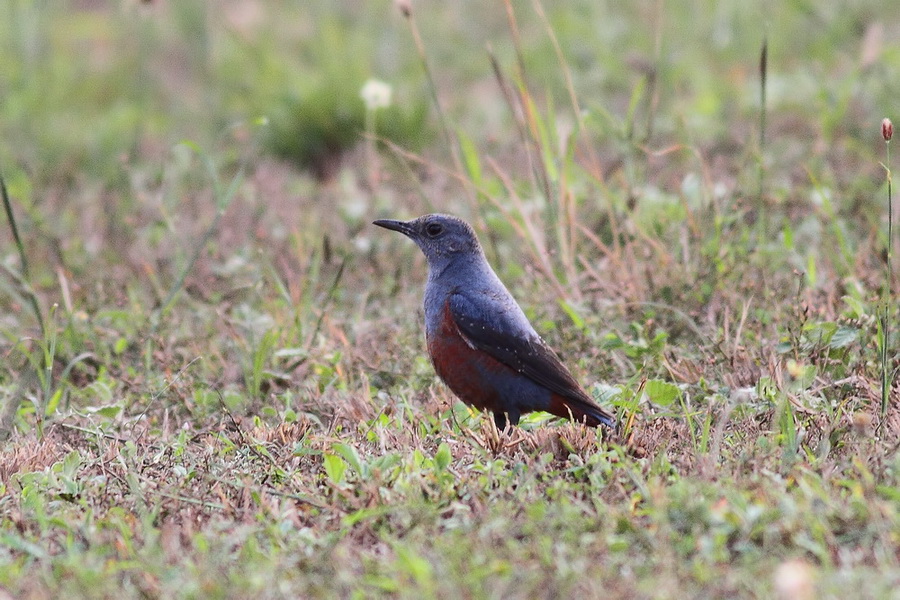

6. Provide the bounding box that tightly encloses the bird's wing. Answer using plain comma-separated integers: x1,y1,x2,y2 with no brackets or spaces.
447,291,593,403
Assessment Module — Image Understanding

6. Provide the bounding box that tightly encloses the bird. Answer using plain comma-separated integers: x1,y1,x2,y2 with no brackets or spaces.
373,213,616,431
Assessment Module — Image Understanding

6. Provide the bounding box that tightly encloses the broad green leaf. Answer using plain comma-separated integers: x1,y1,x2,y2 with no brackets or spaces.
842,295,867,319
332,443,364,475
592,383,623,404
323,453,347,484
643,379,680,406
86,405,122,419
829,326,859,348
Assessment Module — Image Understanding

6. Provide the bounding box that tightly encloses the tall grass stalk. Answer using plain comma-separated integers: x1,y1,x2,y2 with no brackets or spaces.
757,36,768,238
1,175,45,335
880,118,893,419
501,0,553,211
397,2,470,208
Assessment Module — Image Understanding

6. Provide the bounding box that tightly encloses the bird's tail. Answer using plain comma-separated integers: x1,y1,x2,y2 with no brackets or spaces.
549,394,617,429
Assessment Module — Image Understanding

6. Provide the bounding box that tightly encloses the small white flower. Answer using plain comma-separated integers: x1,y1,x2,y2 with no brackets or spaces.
354,236,372,253
342,194,368,220
360,79,393,111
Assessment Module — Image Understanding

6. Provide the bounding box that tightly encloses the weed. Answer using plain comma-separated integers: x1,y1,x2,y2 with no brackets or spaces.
879,118,894,421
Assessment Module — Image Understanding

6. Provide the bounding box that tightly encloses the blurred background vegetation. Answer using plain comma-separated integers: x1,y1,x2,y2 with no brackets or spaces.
1,1,899,597
1,0,896,309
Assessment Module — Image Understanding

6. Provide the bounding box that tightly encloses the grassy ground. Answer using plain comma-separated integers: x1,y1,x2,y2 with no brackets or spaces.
1,1,899,598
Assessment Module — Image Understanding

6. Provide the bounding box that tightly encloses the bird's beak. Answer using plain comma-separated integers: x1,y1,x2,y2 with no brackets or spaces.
372,219,415,238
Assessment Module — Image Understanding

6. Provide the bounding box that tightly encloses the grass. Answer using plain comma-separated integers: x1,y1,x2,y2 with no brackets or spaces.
881,119,894,420
1,1,899,598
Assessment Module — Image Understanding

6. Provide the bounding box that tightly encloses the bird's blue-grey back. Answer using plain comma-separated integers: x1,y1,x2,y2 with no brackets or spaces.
422,250,537,345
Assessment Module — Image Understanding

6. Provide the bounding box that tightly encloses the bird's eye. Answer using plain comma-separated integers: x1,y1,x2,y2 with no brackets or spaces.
425,223,443,237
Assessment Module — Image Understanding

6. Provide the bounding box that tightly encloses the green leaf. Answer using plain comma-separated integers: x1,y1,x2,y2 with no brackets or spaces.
457,129,482,186
434,442,451,472
592,383,623,404
643,379,680,406
876,484,900,502
782,221,794,250
0,534,48,559
89,405,122,419
805,253,817,287
829,326,859,349
558,300,586,331
394,544,433,586
841,295,867,319
45,388,62,416
61,450,82,477
323,453,347,484
332,442,364,475
601,333,625,350
371,453,402,473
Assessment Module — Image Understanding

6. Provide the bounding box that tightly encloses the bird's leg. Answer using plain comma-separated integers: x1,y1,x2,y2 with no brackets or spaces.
493,411,508,432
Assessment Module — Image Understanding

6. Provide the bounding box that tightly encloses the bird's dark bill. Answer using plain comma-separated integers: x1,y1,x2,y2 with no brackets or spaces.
373,219,414,236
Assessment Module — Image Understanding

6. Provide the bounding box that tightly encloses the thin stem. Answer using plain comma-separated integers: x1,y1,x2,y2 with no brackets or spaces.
757,36,768,238
364,107,378,192
1,175,45,335
401,7,477,217
882,139,893,418
405,12,461,176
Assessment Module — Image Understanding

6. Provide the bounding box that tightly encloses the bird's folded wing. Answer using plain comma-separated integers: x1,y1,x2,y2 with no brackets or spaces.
448,292,592,403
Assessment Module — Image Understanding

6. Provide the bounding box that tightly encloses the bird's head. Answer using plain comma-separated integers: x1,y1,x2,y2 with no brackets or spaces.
373,213,482,265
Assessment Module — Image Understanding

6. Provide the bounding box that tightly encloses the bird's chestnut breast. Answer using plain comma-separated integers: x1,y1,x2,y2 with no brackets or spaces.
426,300,512,414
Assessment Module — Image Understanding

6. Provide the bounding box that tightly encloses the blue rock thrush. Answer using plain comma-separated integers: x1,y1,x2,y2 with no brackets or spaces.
373,213,616,431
